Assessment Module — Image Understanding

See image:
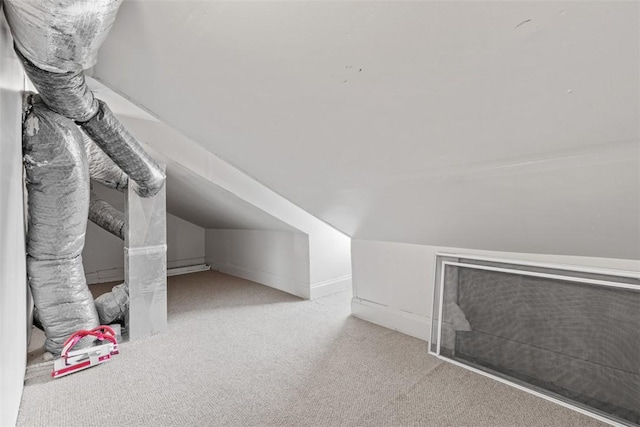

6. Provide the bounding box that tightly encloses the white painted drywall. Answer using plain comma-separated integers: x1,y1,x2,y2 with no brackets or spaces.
0,10,27,426
206,229,311,299
351,239,640,342
94,1,640,260
206,229,352,299
83,183,206,283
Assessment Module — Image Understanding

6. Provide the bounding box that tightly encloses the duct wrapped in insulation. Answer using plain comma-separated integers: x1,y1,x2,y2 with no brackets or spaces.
9,0,166,347
84,133,128,192
6,0,165,198
81,100,165,197
23,95,99,354
95,283,129,325
89,190,127,240
3,0,123,73
14,48,99,122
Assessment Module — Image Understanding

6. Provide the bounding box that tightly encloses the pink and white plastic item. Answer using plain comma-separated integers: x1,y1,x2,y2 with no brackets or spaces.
52,325,119,378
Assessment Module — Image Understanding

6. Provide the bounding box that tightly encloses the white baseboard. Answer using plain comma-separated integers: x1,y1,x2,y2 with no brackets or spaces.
86,257,206,284
310,274,352,299
351,297,431,342
85,268,123,285
166,263,210,277
208,262,310,299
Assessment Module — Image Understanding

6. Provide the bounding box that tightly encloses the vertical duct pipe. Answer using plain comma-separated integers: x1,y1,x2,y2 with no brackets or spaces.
23,95,99,354
5,0,167,346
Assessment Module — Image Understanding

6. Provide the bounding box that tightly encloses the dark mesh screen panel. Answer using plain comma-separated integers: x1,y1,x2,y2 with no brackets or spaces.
436,261,640,425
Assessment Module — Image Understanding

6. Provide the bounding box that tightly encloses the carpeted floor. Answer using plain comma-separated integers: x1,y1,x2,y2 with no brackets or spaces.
18,271,605,427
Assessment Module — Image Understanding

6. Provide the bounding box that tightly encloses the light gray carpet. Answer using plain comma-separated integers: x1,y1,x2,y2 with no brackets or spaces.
17,271,605,427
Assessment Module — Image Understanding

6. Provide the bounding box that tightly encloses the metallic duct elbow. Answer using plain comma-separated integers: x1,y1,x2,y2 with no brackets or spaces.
23,95,99,355
15,49,98,122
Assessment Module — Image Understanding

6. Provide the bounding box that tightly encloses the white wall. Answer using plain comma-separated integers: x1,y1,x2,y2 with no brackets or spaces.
308,232,352,298
206,230,351,299
83,183,205,283
0,10,27,426
351,240,640,342
206,229,310,298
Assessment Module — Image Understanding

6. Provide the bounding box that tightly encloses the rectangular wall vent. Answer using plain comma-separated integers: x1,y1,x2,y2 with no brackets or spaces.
430,254,640,426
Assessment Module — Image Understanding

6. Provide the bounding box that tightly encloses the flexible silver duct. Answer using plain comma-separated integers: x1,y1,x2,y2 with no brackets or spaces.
89,190,126,240
94,283,129,324
84,133,128,192
3,0,122,73
80,100,165,198
15,53,165,197
8,0,165,344
15,48,98,122
23,95,99,355
6,0,165,198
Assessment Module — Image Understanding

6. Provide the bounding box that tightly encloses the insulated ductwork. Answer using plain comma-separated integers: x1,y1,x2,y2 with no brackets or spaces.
89,190,126,240
5,0,165,198
3,0,122,73
23,95,99,355
81,100,165,197
8,0,166,346
15,49,98,122
84,133,128,192
94,283,129,325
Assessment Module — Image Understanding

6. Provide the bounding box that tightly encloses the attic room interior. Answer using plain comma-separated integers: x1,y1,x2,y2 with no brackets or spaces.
0,1,638,426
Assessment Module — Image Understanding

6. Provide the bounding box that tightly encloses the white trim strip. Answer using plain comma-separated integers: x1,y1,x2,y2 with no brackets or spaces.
436,264,446,356
436,252,640,279
166,263,210,277
430,354,628,427
442,261,640,291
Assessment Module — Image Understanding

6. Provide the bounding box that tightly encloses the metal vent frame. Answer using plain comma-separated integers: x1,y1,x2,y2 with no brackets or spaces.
429,253,640,427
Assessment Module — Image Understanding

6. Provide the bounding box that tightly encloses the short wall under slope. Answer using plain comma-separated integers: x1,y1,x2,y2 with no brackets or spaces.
351,239,640,343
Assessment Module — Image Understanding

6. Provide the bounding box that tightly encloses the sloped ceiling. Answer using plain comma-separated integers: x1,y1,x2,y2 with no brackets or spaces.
165,162,299,231
85,79,301,232
94,1,639,259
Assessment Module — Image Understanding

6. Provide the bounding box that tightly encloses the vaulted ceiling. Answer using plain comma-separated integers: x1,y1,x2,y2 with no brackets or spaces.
94,1,639,259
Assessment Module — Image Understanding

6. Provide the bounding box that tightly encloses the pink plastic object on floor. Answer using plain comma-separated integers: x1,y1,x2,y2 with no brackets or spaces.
51,326,119,378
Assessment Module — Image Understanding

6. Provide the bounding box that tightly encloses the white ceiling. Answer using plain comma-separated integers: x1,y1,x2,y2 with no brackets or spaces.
95,1,639,259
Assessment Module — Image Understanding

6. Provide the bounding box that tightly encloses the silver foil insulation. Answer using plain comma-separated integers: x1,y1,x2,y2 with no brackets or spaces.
10,0,165,345
84,134,128,192
89,190,126,240
15,49,98,122
3,0,123,73
94,283,129,324
23,96,100,354
81,101,165,198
